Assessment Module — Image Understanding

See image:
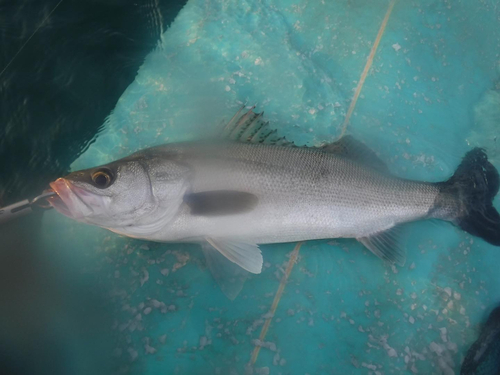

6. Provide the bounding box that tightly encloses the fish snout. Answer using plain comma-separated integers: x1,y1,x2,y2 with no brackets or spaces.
49,178,92,219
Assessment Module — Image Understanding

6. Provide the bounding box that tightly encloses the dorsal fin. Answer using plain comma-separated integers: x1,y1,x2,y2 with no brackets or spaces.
221,107,388,173
321,136,389,173
221,106,296,147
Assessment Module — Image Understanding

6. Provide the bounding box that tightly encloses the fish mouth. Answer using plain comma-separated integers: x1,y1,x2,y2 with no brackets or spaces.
48,178,94,219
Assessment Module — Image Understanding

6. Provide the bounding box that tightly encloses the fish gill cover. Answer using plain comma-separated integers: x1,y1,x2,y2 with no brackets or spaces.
38,0,500,374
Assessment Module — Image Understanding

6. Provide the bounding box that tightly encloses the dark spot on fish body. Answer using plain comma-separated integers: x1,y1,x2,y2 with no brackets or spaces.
153,172,179,182
359,199,372,208
319,166,330,178
184,190,259,216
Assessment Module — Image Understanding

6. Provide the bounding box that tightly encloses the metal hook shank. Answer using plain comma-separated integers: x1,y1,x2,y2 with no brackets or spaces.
0,190,56,224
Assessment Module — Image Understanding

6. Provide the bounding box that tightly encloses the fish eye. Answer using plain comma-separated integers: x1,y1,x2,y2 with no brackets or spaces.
91,169,113,189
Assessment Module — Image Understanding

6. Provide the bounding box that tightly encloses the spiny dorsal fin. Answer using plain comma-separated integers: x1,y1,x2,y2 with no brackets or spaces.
322,136,389,173
221,106,296,147
222,107,388,173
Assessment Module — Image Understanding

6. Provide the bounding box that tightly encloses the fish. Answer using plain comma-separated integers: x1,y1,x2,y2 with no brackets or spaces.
461,306,500,375
48,107,500,298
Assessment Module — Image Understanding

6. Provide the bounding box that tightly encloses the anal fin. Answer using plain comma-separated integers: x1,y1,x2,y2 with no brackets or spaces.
357,226,406,266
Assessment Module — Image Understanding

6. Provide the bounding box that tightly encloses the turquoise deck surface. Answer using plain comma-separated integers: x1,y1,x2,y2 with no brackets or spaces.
39,1,500,374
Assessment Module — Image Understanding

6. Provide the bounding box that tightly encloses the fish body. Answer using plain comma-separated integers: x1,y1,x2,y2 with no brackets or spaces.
49,108,500,282
108,141,439,245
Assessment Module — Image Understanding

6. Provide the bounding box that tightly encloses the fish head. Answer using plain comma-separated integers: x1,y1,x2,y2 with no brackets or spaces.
49,159,153,227
49,152,190,231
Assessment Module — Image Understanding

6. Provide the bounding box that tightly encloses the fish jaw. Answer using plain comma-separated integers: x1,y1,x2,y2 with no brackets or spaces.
49,178,96,220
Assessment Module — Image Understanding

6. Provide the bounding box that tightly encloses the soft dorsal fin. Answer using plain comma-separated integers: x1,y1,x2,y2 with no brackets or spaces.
221,107,388,173
321,136,389,173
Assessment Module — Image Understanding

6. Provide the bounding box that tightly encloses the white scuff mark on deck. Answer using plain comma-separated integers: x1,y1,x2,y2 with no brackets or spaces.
140,269,149,286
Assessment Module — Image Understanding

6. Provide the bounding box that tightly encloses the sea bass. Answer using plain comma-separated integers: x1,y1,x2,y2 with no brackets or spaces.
49,108,500,284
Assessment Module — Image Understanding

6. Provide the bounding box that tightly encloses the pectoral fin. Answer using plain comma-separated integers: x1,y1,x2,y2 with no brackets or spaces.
357,226,406,266
206,238,263,274
201,243,249,300
201,238,263,300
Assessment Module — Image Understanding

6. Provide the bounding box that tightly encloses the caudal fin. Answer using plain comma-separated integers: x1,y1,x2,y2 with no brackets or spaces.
436,148,500,245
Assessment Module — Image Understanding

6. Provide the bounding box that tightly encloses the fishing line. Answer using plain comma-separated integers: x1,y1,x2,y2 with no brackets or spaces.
0,0,65,79
340,0,398,138
249,242,303,366
250,0,399,366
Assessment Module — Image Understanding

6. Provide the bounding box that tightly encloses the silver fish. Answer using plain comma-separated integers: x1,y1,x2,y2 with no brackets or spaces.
49,108,500,294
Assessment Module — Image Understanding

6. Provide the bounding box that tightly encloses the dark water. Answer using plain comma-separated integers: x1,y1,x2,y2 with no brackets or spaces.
0,1,186,374
0,0,187,206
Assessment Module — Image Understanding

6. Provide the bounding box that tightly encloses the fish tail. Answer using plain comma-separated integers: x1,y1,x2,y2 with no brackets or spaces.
433,148,500,246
